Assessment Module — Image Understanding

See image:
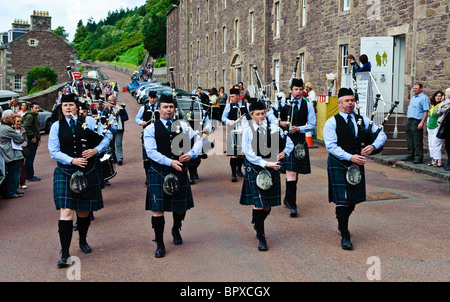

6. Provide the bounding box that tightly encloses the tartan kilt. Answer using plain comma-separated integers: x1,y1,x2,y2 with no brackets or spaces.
327,155,366,205
282,134,311,174
239,159,281,207
53,162,104,211
145,161,194,212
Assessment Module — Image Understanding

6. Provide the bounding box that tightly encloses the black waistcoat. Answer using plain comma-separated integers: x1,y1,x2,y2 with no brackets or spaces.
142,103,159,128
280,98,308,126
154,119,191,160
58,118,97,168
228,103,248,121
335,114,361,155
250,120,286,160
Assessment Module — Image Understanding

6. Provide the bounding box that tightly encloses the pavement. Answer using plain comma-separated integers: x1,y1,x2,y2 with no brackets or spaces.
312,140,450,181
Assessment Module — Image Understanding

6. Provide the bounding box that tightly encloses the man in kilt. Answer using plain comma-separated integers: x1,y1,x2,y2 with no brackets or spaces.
143,94,202,258
279,78,316,217
48,93,113,268
221,88,250,182
323,88,386,250
135,90,159,184
240,99,293,251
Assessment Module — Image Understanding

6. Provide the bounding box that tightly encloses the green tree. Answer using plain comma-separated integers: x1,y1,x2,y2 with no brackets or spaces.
53,26,68,39
143,13,166,58
26,66,58,94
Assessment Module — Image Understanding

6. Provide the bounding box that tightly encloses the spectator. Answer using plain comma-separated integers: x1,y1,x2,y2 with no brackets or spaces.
13,114,28,189
437,88,450,171
402,83,430,164
219,86,228,120
197,87,210,111
238,82,250,100
104,83,112,101
305,83,317,108
93,82,102,100
8,97,20,113
209,87,220,123
22,102,41,181
427,91,444,167
0,110,25,198
17,102,29,117
354,54,371,73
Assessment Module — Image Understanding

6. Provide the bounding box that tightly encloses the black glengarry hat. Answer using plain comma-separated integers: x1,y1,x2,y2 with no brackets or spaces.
338,87,354,98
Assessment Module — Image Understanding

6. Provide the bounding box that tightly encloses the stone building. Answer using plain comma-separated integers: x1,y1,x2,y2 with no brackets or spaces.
0,11,76,96
167,0,450,115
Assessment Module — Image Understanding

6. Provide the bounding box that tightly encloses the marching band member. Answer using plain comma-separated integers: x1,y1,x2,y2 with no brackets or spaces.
323,88,386,250
143,94,202,258
240,99,293,251
48,93,113,268
279,78,316,217
106,95,128,165
221,87,250,182
135,90,159,183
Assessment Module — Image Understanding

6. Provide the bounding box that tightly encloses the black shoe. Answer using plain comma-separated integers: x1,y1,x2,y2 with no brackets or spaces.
290,209,298,217
73,223,78,231
155,244,166,258
237,170,244,177
79,242,92,253
401,156,413,161
172,228,183,245
57,257,70,268
118,161,123,166
341,236,353,250
104,180,111,186
231,175,237,182
413,159,423,164
189,178,196,184
257,235,268,251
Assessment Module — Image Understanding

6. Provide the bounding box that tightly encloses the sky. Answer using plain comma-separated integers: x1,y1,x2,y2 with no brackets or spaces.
0,0,147,42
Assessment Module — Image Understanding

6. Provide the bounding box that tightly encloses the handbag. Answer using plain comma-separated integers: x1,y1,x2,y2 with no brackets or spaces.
436,110,449,139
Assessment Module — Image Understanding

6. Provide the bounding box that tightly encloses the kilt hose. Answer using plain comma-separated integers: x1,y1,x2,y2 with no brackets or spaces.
327,155,366,206
282,133,311,174
53,162,104,211
239,159,282,208
145,160,194,212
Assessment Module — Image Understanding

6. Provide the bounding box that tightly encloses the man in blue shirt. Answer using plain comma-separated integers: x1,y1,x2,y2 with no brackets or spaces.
323,88,386,250
402,83,430,164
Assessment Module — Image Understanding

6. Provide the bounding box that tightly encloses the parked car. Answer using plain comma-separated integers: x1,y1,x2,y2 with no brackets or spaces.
38,108,53,133
138,87,192,104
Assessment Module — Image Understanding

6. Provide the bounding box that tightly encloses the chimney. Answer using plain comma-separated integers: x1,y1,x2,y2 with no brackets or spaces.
12,19,30,30
30,10,51,31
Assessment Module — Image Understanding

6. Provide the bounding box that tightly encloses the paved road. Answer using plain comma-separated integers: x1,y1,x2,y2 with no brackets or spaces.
0,65,448,283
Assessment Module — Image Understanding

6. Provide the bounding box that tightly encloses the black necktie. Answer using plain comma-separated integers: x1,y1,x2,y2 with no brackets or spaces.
293,100,299,115
151,104,155,111
70,119,75,133
166,121,172,132
347,115,355,136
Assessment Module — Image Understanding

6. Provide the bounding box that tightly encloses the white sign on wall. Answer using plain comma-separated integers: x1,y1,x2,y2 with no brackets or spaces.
360,37,394,111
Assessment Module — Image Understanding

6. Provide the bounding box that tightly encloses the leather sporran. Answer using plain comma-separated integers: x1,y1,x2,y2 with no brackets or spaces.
346,164,362,186
163,173,180,196
256,170,273,191
69,170,88,193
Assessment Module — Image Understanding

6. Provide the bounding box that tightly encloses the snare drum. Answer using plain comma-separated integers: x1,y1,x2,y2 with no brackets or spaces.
100,153,117,180
226,127,244,156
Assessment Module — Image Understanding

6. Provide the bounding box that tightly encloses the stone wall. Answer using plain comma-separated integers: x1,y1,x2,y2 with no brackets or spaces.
167,0,449,113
